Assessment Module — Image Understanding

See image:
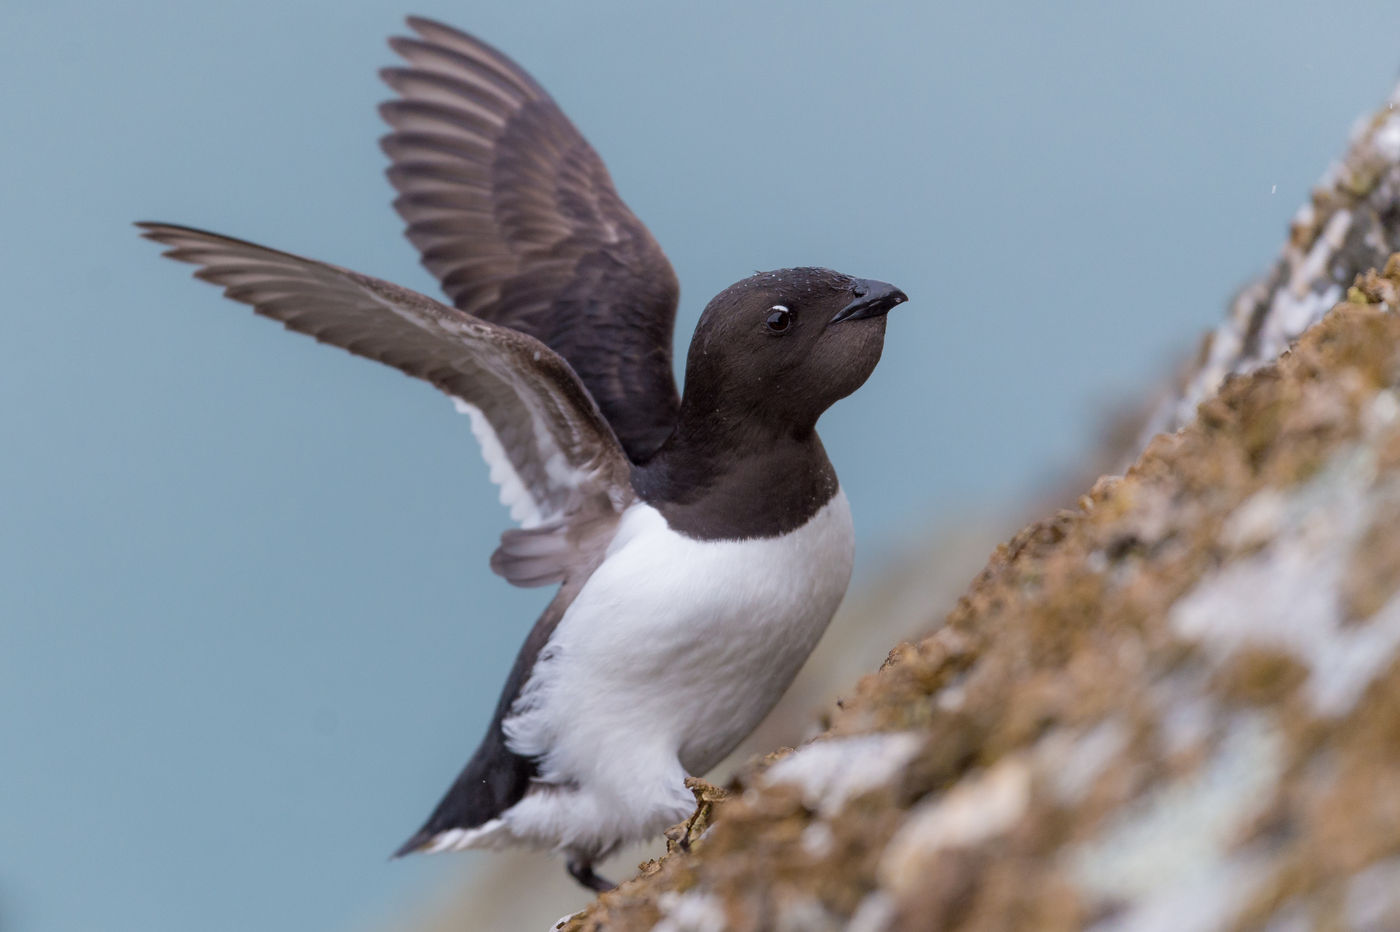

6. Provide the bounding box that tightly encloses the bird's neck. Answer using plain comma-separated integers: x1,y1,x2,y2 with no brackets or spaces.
630,409,838,541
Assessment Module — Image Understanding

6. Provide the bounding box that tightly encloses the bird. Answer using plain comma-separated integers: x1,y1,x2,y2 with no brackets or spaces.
138,16,908,892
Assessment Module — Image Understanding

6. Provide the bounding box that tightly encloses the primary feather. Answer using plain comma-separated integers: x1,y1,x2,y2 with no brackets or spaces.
380,17,681,463
136,222,631,581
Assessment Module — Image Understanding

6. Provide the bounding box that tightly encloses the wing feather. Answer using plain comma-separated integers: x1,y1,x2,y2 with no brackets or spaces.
138,222,630,578
380,18,681,463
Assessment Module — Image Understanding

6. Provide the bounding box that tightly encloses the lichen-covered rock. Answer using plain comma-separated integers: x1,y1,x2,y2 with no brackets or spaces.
1135,84,1400,452
560,255,1400,930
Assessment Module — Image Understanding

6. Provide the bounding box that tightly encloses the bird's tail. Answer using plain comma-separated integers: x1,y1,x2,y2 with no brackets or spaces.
392,727,535,857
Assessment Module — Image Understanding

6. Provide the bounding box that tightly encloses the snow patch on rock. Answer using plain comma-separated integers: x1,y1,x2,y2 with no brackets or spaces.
878,757,1031,895
652,891,728,932
1172,430,1400,716
1069,713,1282,930
762,733,923,818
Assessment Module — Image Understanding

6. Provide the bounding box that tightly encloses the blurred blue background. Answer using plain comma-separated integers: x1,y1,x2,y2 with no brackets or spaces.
4,1,1399,929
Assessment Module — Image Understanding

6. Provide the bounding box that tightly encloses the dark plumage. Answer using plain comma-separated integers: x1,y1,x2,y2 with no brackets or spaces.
380,18,681,463
139,16,908,892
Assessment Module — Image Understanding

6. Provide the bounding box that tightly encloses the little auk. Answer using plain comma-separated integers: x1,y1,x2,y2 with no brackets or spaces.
139,16,908,892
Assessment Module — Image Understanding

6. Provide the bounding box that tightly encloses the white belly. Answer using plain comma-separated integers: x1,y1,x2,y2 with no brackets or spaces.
499,489,854,853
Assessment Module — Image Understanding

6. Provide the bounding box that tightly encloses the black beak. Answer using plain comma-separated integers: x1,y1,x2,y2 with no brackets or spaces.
830,279,909,324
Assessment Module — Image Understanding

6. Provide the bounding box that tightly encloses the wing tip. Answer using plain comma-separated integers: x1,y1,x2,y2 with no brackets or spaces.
398,16,470,56
133,220,225,251
403,14,445,36
402,16,483,51
389,16,547,101
377,66,417,97
134,221,207,261
133,219,176,241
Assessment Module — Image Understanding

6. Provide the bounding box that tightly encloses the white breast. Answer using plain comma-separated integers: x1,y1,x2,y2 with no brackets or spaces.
503,489,854,817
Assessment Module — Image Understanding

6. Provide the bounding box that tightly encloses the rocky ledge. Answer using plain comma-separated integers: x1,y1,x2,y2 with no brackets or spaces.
559,87,1400,932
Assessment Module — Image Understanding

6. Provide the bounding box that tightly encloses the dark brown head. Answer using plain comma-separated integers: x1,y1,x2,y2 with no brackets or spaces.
679,267,908,435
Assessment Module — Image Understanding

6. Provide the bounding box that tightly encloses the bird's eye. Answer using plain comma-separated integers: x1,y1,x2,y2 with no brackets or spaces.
765,305,793,334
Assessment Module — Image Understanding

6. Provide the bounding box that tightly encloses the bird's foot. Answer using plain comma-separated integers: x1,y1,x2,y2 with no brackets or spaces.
566,858,616,893
664,777,729,854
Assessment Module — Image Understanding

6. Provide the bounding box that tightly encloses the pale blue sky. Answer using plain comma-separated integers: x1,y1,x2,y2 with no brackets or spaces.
3,1,1399,930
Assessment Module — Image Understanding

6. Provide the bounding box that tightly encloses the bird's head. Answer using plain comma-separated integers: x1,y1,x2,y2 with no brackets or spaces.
682,267,908,434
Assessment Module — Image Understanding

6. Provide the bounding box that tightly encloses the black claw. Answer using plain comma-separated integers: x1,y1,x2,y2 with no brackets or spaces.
566,859,616,893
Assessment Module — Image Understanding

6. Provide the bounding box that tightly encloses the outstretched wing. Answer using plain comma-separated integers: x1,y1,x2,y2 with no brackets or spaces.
380,17,680,464
138,222,631,585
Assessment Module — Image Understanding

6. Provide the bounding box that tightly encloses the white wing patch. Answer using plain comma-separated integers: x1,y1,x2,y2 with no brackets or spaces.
452,397,545,528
